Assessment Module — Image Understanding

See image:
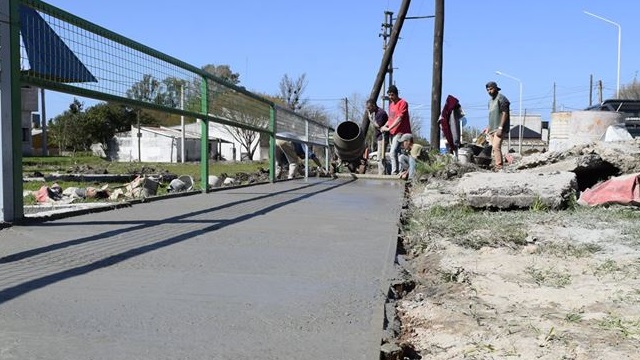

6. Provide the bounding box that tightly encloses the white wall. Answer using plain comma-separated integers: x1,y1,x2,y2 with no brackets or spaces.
180,121,263,161
110,130,176,162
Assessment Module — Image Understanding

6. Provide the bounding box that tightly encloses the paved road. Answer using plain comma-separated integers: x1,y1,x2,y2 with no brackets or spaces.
0,178,405,360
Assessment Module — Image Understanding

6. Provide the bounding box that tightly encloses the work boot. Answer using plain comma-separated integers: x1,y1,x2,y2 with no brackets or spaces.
288,164,298,179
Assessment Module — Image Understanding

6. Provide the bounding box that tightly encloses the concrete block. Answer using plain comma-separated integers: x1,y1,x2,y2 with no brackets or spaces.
456,171,577,210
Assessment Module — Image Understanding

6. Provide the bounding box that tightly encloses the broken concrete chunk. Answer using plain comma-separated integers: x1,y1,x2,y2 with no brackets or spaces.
456,171,577,210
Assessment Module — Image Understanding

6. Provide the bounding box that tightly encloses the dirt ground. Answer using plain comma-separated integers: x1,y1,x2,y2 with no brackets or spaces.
393,159,640,359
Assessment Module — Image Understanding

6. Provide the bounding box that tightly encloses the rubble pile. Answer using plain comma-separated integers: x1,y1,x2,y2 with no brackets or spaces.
413,139,640,211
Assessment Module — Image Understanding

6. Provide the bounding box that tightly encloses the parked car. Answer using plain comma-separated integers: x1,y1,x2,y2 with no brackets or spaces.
367,151,391,161
585,99,640,138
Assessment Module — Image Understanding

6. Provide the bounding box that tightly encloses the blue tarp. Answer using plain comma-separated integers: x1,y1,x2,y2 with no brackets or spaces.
19,5,97,83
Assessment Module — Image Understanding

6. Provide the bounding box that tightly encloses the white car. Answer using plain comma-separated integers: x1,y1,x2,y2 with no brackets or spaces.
367,151,391,161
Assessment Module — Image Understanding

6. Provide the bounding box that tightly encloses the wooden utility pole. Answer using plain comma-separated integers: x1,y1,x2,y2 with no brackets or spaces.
344,97,349,121
589,74,593,106
552,82,557,112
598,80,603,104
430,0,444,148
360,0,411,134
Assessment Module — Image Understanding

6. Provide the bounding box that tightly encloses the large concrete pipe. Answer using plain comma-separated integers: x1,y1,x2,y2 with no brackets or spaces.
549,110,626,152
333,121,366,162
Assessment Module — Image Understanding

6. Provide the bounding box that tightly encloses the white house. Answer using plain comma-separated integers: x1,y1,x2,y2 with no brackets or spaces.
108,126,229,163
173,121,268,161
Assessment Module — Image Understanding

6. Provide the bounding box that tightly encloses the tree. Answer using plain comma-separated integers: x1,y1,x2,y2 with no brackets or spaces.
126,74,161,103
48,99,86,152
279,73,308,112
618,78,640,100
200,64,273,160
202,64,241,99
299,103,331,127
202,64,240,85
84,102,138,144
49,100,142,152
219,92,275,161
158,77,189,109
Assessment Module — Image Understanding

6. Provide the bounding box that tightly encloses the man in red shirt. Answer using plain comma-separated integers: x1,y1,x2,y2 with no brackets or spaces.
381,85,412,175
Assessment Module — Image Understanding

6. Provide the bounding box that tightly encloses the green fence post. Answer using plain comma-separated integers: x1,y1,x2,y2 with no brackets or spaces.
325,127,330,172
0,0,24,221
200,78,209,193
269,105,276,183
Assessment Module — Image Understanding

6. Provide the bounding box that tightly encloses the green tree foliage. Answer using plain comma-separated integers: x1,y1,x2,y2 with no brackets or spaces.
48,99,140,152
202,64,240,86
126,74,190,126
126,74,161,103
158,77,189,108
48,99,86,152
84,102,137,145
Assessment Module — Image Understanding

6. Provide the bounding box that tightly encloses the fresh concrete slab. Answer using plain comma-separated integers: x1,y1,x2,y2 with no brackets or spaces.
0,178,404,360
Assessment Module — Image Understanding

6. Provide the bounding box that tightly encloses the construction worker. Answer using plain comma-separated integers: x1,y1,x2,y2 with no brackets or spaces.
275,139,326,179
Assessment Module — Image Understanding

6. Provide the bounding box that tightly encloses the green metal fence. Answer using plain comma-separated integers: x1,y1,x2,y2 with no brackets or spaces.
2,0,333,221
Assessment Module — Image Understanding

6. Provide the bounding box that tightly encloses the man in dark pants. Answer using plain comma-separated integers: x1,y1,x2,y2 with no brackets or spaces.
366,99,389,175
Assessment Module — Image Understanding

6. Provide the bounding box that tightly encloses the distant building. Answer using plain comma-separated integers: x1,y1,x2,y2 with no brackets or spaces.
21,86,39,156
108,126,230,163
503,112,548,153
172,121,268,162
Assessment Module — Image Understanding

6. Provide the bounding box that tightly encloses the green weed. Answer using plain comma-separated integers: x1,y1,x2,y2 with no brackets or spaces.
530,196,550,212
598,314,640,338
536,241,602,259
525,265,572,288
565,311,583,323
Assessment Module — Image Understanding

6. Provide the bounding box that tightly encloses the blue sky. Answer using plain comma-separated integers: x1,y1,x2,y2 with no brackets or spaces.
42,0,639,138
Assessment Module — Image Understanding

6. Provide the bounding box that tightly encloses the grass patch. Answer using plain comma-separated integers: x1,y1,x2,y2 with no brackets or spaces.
414,152,452,178
410,205,528,250
565,311,584,323
592,258,640,280
23,155,268,182
524,265,572,288
535,241,602,259
529,196,550,212
598,314,640,338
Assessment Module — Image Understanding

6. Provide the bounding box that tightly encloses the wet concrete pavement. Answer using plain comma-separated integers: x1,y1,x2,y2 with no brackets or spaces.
0,178,405,360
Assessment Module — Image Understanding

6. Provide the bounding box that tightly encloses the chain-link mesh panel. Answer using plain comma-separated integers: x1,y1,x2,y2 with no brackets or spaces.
20,1,200,112
206,83,271,132
308,121,329,146
17,0,331,140
275,106,330,146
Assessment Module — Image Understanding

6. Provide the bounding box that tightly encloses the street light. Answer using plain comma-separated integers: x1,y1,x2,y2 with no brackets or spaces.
584,10,621,99
495,70,523,154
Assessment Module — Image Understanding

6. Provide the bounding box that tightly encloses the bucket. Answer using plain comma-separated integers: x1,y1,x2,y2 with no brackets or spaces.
141,176,160,196
208,175,222,188
458,148,473,164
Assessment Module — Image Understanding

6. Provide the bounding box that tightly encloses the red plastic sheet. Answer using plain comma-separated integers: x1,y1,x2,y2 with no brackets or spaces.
578,173,640,206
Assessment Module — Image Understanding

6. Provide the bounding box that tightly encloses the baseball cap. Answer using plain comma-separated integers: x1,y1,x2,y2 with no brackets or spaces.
399,133,413,142
485,81,501,91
